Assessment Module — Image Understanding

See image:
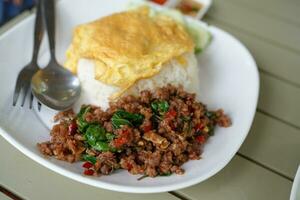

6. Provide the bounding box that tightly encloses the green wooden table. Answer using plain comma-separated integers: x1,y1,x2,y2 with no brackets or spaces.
1,0,300,199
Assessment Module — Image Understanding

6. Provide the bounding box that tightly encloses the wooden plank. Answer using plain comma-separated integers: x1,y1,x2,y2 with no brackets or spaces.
205,15,300,129
239,112,300,178
0,135,293,200
176,156,292,200
259,73,300,128
224,0,300,26
0,192,13,200
0,138,178,200
207,0,300,52
205,17,300,86
204,16,300,175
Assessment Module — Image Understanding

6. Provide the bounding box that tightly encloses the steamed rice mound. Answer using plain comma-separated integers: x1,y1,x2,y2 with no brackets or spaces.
74,53,199,111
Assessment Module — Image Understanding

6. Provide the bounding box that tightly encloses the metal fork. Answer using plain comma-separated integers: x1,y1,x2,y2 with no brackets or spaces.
13,0,43,110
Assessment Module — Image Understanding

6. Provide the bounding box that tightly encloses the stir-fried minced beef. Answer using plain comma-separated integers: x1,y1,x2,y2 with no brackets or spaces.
38,84,231,178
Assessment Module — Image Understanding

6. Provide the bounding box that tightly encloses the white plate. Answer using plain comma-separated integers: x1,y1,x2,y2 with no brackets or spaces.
290,166,300,200
0,0,259,193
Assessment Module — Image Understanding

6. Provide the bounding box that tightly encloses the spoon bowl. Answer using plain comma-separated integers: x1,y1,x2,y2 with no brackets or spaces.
31,60,81,110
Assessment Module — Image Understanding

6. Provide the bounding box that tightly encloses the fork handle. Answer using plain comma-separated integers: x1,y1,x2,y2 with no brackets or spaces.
32,0,44,64
42,0,57,61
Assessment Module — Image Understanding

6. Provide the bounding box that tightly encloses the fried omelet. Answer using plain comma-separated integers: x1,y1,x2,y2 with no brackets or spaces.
64,7,194,96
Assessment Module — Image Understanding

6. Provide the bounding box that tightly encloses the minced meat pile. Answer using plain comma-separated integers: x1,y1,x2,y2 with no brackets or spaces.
38,84,231,178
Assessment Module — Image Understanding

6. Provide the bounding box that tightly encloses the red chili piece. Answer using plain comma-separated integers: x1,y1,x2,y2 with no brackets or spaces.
143,123,152,133
83,169,94,176
113,129,130,148
127,163,133,171
150,0,167,5
120,129,129,137
165,109,177,119
114,137,128,148
82,162,93,169
196,135,206,144
68,122,77,135
195,123,204,132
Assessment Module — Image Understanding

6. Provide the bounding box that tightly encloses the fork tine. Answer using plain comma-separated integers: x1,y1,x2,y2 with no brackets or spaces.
38,101,42,111
30,92,34,109
20,84,30,107
13,80,22,106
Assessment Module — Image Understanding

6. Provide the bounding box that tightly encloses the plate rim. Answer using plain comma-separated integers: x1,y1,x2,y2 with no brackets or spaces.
0,10,260,193
290,165,300,200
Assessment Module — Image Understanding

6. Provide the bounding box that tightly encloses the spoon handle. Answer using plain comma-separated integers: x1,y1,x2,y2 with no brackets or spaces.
42,0,56,60
31,0,44,65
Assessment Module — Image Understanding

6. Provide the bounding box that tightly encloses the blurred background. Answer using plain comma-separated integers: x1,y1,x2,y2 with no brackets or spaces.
0,0,35,25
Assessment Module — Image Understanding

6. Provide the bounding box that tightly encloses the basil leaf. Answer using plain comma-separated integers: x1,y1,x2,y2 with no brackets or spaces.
158,101,169,113
82,154,97,164
77,106,90,118
129,114,144,126
205,111,216,120
151,114,162,124
111,110,144,129
115,110,144,125
77,119,89,132
84,124,106,146
151,101,169,115
208,124,215,136
106,132,116,141
150,101,169,127
160,172,172,176
109,147,118,153
77,106,91,132
151,101,158,112
186,121,193,134
111,118,132,129
84,125,117,152
181,116,191,122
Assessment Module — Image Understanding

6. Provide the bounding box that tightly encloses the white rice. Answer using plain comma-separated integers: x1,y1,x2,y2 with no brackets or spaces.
73,53,199,111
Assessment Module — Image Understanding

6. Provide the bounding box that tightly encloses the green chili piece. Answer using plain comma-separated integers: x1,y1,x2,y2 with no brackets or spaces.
93,141,110,152
208,124,215,136
82,154,97,164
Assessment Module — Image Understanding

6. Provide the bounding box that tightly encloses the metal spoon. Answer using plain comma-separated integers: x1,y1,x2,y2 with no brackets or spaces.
31,0,81,110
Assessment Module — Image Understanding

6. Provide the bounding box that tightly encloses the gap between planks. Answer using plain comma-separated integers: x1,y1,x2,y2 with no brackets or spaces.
205,1,300,54
0,186,191,200
204,15,300,55
259,68,300,89
257,108,300,130
169,191,191,200
236,153,294,182
240,111,300,179
218,0,300,28
0,185,24,200
203,16,300,88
